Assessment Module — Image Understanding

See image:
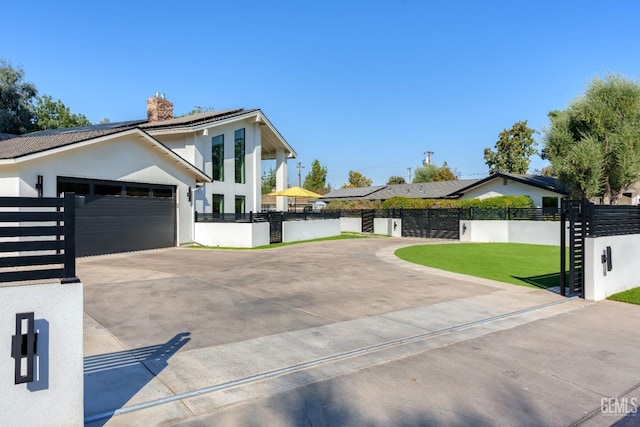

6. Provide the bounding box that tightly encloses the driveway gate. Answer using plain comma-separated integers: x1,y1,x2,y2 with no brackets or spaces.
401,209,460,239
361,210,375,233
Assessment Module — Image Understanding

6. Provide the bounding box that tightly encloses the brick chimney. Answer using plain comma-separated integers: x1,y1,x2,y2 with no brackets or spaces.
147,92,173,122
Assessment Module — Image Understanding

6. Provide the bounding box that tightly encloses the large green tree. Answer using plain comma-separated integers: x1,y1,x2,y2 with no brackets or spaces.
412,163,437,183
432,161,458,181
543,75,640,203
303,159,330,194
34,95,91,130
0,60,37,134
342,170,372,188
261,167,276,194
484,121,537,174
386,176,406,185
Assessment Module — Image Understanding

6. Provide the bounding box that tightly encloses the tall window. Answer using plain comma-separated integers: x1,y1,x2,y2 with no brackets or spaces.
235,195,245,214
212,135,224,181
234,128,245,184
213,194,224,216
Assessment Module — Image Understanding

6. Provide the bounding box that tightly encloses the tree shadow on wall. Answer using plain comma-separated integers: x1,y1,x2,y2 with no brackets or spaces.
84,332,190,426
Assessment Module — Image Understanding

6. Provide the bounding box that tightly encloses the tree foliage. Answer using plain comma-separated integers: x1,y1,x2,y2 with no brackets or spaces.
412,164,437,183
484,121,537,174
342,170,372,188
543,74,640,203
0,59,37,134
386,176,406,185
261,167,276,194
303,159,330,194
381,195,534,209
34,95,91,130
432,161,458,181
1,60,93,134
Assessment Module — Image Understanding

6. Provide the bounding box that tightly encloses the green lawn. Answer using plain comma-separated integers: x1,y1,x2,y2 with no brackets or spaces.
189,232,382,250
608,287,640,305
395,243,565,289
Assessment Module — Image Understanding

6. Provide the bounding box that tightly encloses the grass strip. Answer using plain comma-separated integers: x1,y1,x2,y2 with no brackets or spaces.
395,243,565,289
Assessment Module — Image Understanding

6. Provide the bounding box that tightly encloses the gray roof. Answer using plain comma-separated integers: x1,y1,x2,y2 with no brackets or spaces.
450,173,570,196
0,109,260,160
321,185,386,200
366,179,481,200
0,125,138,159
140,109,259,130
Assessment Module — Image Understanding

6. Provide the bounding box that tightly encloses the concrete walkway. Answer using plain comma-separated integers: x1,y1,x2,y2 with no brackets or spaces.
79,238,640,426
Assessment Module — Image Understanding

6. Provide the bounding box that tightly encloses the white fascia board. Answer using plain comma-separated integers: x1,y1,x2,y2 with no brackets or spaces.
257,110,297,159
0,128,211,183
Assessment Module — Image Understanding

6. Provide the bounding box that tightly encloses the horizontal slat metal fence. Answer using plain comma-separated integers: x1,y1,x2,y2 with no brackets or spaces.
591,204,640,236
0,193,77,283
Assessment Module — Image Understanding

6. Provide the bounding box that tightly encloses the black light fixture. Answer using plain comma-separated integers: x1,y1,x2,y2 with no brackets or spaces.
35,175,43,198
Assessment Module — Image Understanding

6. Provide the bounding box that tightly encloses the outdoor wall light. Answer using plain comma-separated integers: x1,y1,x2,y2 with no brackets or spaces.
393,221,397,231
11,312,38,384
462,223,467,234
35,175,43,198
187,188,192,203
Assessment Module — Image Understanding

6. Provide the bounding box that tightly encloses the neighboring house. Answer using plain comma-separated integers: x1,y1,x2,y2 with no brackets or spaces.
618,181,640,205
321,173,569,208
0,94,295,255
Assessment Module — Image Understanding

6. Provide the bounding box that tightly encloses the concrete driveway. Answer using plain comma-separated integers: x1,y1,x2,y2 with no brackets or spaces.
80,238,640,426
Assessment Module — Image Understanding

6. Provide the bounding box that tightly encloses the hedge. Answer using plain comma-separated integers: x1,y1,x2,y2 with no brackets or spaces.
381,195,534,209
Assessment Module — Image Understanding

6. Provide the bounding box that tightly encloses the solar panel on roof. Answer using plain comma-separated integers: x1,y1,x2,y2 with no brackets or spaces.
26,119,146,136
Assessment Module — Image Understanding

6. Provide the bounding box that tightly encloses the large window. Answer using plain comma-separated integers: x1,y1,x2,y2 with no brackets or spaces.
234,128,245,184
212,134,224,181
213,194,224,215
235,195,245,214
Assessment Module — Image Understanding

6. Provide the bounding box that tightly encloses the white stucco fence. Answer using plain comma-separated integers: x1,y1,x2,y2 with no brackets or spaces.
283,219,340,242
584,234,640,301
460,220,568,246
194,222,270,248
0,281,83,426
340,217,361,233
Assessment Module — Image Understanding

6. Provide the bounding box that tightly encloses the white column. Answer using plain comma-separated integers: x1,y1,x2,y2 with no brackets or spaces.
275,149,288,211
252,124,262,213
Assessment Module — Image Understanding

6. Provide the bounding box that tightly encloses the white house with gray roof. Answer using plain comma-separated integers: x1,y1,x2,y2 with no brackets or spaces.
0,94,295,255
321,173,570,208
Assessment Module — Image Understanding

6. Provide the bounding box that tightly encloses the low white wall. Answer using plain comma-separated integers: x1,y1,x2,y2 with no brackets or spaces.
283,219,340,242
194,222,270,248
340,217,361,233
374,218,391,235
584,234,640,301
0,281,83,426
391,218,402,237
460,220,566,246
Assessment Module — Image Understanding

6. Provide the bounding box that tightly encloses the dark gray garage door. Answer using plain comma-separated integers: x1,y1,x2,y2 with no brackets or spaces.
57,177,176,257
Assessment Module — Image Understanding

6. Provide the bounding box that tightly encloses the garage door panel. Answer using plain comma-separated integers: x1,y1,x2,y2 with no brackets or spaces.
75,195,175,257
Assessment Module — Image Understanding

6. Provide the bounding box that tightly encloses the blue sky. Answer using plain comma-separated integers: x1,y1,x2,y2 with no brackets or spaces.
4,1,640,187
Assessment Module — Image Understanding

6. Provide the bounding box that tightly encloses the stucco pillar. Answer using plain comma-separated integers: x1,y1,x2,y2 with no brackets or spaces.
252,124,262,213
275,149,288,211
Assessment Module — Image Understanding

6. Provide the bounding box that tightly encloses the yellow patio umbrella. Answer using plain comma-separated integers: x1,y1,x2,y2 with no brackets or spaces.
267,186,322,211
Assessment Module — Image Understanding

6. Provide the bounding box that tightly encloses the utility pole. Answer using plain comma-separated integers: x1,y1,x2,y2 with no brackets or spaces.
407,167,412,183
297,162,305,187
424,151,435,165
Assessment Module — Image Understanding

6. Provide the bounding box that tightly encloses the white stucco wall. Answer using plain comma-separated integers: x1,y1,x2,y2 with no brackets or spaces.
0,281,83,426
172,121,262,215
9,134,198,245
584,234,640,301
460,179,564,208
340,217,361,233
391,218,402,237
374,218,392,235
194,222,270,248
283,219,340,242
460,220,565,246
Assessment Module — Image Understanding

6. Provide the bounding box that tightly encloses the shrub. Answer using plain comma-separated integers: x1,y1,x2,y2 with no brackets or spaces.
381,195,534,209
325,199,383,210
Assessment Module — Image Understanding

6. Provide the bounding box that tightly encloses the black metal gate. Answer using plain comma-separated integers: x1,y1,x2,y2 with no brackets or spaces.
560,199,592,297
268,212,283,243
361,210,375,233
401,209,460,239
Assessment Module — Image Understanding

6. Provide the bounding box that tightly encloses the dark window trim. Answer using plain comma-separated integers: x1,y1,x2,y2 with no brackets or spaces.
57,176,175,199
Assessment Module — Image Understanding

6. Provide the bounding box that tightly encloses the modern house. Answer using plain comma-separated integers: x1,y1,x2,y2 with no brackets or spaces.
321,173,570,208
0,94,296,255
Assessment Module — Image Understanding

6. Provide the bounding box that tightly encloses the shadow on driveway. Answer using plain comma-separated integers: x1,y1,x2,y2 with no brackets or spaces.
84,332,190,426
